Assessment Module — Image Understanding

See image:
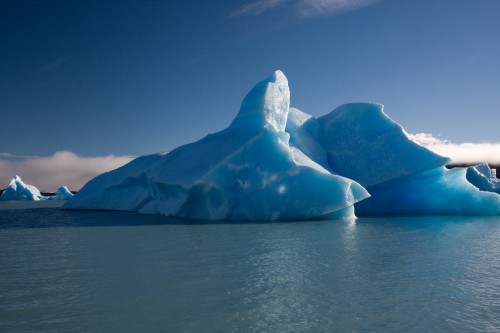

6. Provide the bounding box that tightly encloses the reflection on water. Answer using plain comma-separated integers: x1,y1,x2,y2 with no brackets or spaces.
0,210,499,332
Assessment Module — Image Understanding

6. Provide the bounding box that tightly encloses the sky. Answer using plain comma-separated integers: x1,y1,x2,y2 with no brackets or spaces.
1,0,499,190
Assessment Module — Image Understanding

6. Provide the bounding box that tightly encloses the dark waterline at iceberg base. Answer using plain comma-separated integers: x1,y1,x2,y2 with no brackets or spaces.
1,209,500,332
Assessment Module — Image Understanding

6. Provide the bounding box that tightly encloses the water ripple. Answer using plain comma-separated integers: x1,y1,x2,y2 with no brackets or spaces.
0,212,499,332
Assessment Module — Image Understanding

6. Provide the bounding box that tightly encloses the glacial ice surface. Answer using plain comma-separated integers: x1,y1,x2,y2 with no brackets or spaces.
65,71,500,218
65,71,369,220
0,176,42,201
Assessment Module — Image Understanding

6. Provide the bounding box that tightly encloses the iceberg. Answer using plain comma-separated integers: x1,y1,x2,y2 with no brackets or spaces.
66,71,500,218
466,163,500,194
44,186,75,200
65,71,369,220
0,176,42,201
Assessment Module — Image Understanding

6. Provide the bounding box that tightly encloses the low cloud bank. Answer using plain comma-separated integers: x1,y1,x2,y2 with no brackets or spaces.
410,133,500,166
0,151,134,191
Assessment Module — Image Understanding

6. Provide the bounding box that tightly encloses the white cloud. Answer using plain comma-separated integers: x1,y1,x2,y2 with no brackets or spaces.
0,151,134,192
409,133,500,166
296,0,379,18
230,0,379,18
230,0,289,17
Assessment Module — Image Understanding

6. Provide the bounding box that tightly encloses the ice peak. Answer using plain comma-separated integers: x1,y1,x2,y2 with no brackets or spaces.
270,70,288,85
10,175,23,187
231,70,290,132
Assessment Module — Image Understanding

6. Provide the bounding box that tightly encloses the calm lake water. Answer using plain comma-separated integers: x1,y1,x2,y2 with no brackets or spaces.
0,209,499,332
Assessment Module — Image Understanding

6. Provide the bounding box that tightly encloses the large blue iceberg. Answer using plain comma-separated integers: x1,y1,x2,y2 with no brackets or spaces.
65,71,369,220
66,71,500,219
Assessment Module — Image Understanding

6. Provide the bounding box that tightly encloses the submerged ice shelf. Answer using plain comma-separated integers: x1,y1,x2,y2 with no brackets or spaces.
65,71,500,219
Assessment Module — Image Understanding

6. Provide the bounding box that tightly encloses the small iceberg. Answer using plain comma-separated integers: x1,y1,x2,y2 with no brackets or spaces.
44,186,75,200
0,175,74,203
0,176,42,201
466,163,500,194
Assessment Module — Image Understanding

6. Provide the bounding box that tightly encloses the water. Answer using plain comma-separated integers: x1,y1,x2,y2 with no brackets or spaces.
1,209,499,332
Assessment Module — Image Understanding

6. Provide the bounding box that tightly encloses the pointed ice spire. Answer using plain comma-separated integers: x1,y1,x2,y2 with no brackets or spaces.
230,70,290,132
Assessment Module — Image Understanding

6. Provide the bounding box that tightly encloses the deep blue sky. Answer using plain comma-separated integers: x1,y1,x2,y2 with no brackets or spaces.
1,0,499,157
